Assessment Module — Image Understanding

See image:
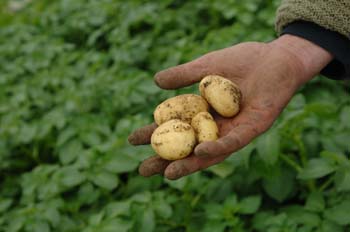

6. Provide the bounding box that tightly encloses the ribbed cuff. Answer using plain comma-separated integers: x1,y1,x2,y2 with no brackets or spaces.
281,21,350,80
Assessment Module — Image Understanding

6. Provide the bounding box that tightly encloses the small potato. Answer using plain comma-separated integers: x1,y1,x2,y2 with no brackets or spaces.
154,94,209,125
199,75,241,117
191,112,219,143
151,119,196,160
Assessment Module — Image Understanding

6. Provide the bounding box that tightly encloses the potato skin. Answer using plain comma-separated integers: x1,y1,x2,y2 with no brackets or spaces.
151,119,196,160
154,94,209,125
191,112,219,143
199,75,241,117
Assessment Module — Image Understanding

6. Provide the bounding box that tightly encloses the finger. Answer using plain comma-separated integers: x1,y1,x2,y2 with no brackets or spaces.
139,155,171,177
195,109,274,157
164,154,227,180
194,125,250,157
128,123,157,145
154,55,211,89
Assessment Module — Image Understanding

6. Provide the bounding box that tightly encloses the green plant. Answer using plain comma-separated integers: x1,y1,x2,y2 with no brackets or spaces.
0,0,349,231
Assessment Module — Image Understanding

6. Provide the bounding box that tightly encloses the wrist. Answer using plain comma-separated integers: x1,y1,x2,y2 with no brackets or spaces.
270,34,333,85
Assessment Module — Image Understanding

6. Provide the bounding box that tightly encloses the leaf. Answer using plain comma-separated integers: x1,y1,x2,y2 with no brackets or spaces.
305,192,325,212
78,183,100,205
255,212,288,227
223,194,238,210
18,123,37,144
45,109,66,129
141,208,155,232
137,79,160,95
252,211,275,230
7,217,25,232
89,212,105,226
153,201,172,219
320,220,343,232
56,127,77,147
305,102,337,117
227,142,255,169
208,161,235,178
288,94,306,110
31,220,50,232
298,158,336,180
333,132,350,151
282,205,320,227
324,200,350,225
205,204,224,220
103,154,139,174
105,201,130,218
321,151,348,166
165,176,188,191
335,169,350,192
256,129,280,165
44,208,61,228
100,218,133,232
58,140,83,165
0,198,12,213
80,132,101,146
238,195,261,214
60,167,86,188
202,220,226,232
91,172,119,190
130,192,152,203
262,167,295,202
340,106,350,128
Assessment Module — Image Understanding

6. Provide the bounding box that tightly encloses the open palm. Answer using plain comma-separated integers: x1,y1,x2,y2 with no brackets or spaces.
129,36,332,180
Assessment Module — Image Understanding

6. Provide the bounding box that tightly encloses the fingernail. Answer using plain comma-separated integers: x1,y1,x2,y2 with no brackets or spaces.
138,164,149,177
139,162,159,177
127,134,136,145
194,146,209,157
165,164,184,180
154,73,162,87
165,168,180,180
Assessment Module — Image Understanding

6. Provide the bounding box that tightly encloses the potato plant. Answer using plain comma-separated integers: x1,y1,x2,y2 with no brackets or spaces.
0,0,349,232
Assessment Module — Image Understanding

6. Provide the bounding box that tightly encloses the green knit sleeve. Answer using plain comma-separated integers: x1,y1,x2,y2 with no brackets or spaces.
275,0,350,39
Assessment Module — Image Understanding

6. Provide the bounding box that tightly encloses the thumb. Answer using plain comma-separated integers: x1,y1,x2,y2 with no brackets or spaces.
155,55,211,89
194,123,261,157
194,108,276,157
194,133,242,157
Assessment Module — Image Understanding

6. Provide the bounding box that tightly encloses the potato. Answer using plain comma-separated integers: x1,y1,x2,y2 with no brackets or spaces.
154,94,209,125
199,75,242,117
151,119,196,160
191,112,219,143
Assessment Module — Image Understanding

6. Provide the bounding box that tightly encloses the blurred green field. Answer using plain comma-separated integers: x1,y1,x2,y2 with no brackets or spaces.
0,0,350,231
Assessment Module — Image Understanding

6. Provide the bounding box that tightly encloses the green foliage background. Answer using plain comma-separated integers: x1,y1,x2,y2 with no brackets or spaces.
0,0,349,231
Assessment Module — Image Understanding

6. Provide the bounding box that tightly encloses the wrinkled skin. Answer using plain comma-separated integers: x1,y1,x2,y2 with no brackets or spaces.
128,35,332,180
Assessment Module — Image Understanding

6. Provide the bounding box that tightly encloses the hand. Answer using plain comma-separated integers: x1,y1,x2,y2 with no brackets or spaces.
129,35,332,180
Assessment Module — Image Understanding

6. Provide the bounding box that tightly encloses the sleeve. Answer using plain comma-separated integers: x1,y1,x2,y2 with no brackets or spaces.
275,0,350,80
